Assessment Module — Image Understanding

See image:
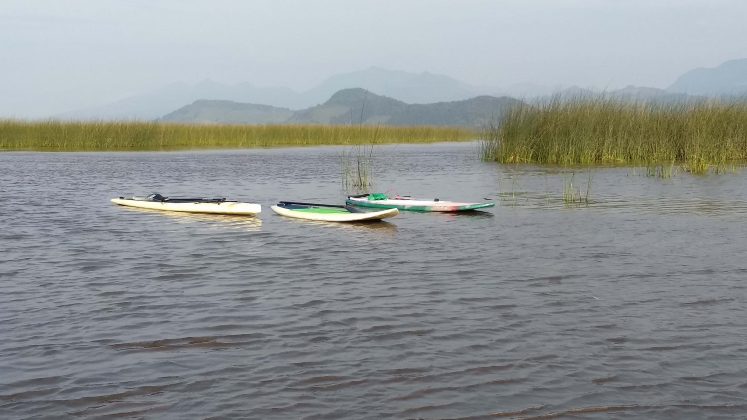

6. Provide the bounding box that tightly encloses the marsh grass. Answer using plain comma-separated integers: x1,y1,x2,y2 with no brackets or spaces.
496,175,522,206
341,105,377,193
646,161,678,178
341,144,375,193
0,120,473,151
481,99,747,174
562,172,591,206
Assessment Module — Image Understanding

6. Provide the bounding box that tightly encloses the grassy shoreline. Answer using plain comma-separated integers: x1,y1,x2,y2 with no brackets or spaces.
0,120,474,151
481,99,747,174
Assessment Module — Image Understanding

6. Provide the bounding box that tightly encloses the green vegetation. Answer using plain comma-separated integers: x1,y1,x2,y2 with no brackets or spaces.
562,172,591,206
481,99,747,174
645,162,677,179
0,120,473,151
341,144,374,193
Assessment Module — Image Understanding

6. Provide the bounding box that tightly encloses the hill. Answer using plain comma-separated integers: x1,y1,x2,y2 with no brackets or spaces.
287,88,408,125
162,88,521,128
58,68,491,121
161,100,293,124
59,80,302,121
304,67,484,105
59,60,747,122
668,58,747,96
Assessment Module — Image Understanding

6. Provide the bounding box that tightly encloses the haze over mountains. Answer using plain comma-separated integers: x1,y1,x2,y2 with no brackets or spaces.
163,88,521,128
667,59,747,96
58,58,747,125
60,67,490,121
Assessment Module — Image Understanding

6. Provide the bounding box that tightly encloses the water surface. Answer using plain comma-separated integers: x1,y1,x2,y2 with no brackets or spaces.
1,143,746,419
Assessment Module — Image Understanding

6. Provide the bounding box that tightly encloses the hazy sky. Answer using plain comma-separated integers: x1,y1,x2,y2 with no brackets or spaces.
2,0,747,117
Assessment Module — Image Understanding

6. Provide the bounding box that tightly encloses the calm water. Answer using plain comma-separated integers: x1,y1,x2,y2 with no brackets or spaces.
1,142,746,419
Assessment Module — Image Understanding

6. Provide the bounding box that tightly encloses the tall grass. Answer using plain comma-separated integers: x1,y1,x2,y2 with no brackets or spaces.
562,171,591,206
481,99,747,173
0,120,473,151
341,144,375,193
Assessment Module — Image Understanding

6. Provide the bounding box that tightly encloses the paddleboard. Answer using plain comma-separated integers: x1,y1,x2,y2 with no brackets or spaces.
271,201,398,222
112,194,261,216
346,194,494,212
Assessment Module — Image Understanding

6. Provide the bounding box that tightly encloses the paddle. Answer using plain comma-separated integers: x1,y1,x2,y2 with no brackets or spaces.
277,201,347,209
162,198,235,203
144,193,235,204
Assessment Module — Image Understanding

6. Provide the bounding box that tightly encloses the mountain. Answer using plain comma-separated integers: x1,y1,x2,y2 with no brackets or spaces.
58,60,745,122
499,82,568,98
161,100,293,124
292,88,521,127
288,88,408,125
393,95,520,127
609,86,704,103
163,88,522,128
668,58,747,96
527,85,706,105
304,67,485,105
59,80,304,120
58,68,493,120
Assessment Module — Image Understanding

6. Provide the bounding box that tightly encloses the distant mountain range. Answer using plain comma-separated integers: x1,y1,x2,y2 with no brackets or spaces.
162,100,293,125
160,84,707,127
305,67,484,104
533,85,706,104
667,58,747,96
58,80,304,121
57,58,747,124
60,67,490,121
162,88,522,128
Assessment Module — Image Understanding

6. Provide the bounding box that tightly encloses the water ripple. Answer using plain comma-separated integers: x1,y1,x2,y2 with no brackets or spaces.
2,145,746,419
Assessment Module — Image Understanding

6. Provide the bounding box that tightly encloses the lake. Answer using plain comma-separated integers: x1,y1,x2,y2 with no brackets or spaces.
1,142,746,419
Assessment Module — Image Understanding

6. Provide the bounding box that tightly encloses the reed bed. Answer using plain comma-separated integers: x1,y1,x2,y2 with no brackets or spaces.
481,99,747,174
0,120,473,151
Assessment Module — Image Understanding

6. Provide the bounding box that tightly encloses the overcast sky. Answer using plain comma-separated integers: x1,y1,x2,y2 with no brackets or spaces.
2,0,746,118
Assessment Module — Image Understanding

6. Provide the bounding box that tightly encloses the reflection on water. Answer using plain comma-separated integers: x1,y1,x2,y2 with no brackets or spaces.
116,205,263,230
499,191,747,216
1,144,746,419
493,166,747,216
267,212,399,235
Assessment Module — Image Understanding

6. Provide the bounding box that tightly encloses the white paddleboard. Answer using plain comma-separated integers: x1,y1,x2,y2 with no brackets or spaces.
271,203,398,222
112,197,261,216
